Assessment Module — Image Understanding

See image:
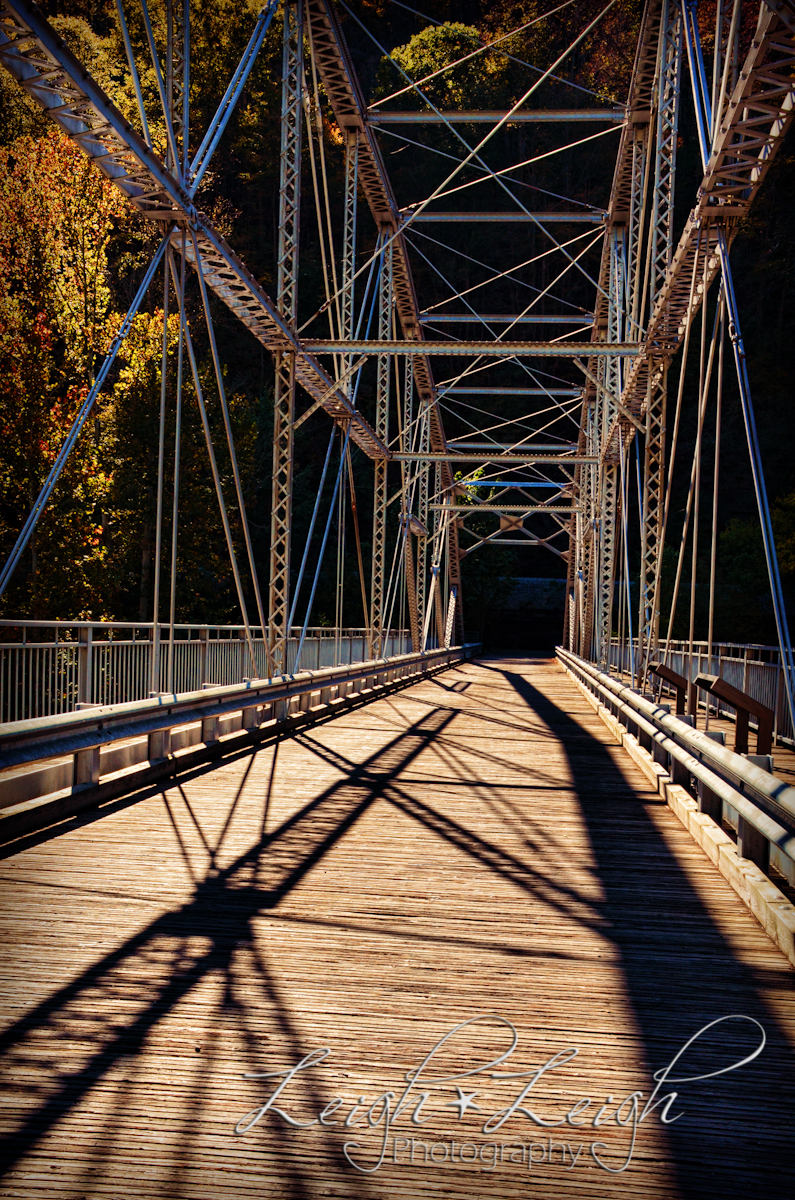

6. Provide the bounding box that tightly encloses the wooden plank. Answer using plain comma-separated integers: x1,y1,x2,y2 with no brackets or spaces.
0,658,793,1199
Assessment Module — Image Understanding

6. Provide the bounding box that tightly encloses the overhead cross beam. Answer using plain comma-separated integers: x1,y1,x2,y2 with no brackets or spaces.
367,109,626,123
305,0,464,638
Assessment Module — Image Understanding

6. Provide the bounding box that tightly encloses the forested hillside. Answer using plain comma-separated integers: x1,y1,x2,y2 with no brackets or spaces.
1,0,793,641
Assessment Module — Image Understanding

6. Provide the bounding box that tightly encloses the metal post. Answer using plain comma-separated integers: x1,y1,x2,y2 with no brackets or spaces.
649,0,682,312
639,362,667,670
77,625,93,705
270,353,296,672
269,0,303,671
639,0,682,673
341,129,358,385
370,235,391,659
416,406,430,638
595,231,624,666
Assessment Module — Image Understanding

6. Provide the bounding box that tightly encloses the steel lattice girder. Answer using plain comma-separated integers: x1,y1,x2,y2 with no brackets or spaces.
608,0,795,449
305,340,641,356
0,0,389,462
305,0,464,637
369,237,392,659
269,0,304,670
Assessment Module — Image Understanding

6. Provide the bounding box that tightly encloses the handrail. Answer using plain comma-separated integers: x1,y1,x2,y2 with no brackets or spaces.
0,645,474,769
0,643,479,845
557,647,795,864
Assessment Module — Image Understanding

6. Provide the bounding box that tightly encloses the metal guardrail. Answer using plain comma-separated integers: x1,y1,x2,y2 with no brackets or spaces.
0,643,477,844
607,636,794,746
0,621,412,722
558,647,795,888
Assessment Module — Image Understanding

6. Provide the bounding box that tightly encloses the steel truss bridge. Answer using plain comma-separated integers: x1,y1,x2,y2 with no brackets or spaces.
3,4,795,1193
0,0,794,707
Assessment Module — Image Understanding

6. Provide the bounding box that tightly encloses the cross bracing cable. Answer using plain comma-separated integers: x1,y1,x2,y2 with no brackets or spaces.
411,227,597,312
402,228,603,406
0,234,170,599
188,228,273,674
402,231,600,380
115,0,152,148
379,0,596,103
341,0,611,298
294,425,354,674
298,0,618,334
439,396,581,444
375,125,601,211
165,251,259,677
399,124,622,210
139,0,181,174
151,251,170,691
286,425,337,635
438,393,575,437
167,235,187,693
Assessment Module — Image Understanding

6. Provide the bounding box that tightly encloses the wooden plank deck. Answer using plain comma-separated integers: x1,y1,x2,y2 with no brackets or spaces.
0,657,793,1199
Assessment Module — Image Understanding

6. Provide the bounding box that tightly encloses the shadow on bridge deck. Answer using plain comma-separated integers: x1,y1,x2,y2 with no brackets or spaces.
0,657,792,1199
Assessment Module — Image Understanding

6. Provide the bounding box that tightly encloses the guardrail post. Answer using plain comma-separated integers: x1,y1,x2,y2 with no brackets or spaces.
201,713,219,743
737,813,769,873
148,728,171,761
697,730,725,821
151,624,161,695
739,752,775,868
242,705,260,730
670,715,694,787
238,627,246,683
652,704,670,766
77,625,93,706
200,627,209,686
73,744,100,788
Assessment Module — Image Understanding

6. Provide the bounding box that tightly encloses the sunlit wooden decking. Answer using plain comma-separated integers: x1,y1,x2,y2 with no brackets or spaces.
0,657,793,1200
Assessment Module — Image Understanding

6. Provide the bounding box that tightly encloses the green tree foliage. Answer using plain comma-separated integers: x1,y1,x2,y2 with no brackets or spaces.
376,22,512,108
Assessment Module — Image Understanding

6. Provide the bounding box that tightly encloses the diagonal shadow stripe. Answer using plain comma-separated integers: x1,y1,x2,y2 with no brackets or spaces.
0,707,453,1179
496,665,795,1200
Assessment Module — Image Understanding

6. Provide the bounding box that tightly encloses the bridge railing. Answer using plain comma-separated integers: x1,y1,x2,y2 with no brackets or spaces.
607,636,793,747
559,647,795,903
0,621,413,723
0,642,477,845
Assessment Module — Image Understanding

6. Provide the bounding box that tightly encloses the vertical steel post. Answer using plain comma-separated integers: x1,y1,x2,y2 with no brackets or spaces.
649,0,682,312
416,406,430,637
341,129,358,386
369,235,391,659
594,231,624,666
402,356,420,651
628,124,650,335
639,361,668,668
269,0,303,671
580,399,598,659
639,0,682,671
